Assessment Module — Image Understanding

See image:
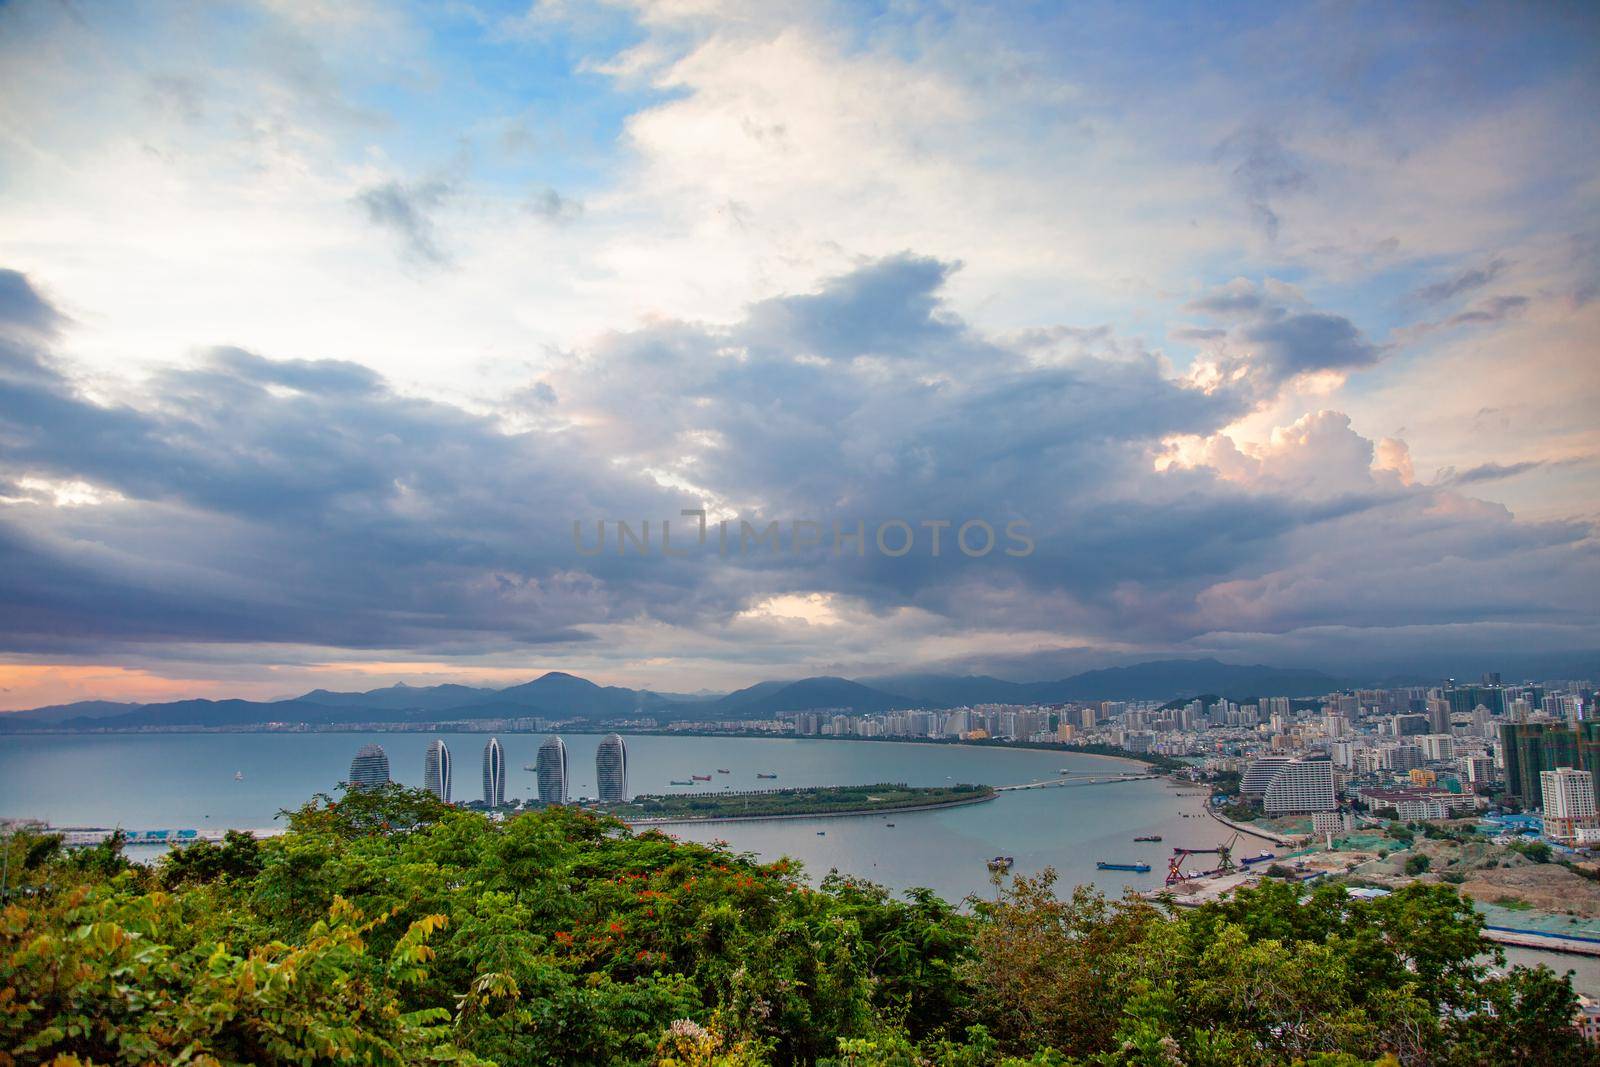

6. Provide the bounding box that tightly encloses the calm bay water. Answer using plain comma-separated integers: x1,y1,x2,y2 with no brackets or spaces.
4,731,1593,992
0,731,1230,901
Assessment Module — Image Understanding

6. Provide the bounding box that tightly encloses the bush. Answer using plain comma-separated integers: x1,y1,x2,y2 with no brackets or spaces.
1404,854,1432,876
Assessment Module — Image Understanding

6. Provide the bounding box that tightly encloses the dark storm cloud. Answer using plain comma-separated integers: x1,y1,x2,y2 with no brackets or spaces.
1184,280,1382,396
738,254,965,362
355,179,453,264
1239,311,1380,379
0,259,1593,668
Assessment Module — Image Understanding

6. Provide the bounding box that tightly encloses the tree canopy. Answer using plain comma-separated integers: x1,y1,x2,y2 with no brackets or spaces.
1,785,1592,1066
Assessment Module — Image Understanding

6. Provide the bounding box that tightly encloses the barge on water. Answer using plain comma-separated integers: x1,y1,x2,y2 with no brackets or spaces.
1097,861,1153,872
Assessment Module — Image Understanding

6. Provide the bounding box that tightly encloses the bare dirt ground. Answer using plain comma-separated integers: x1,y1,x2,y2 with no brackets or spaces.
1455,864,1600,917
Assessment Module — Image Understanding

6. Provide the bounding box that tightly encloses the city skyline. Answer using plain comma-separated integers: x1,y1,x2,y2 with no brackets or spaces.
0,1,1595,711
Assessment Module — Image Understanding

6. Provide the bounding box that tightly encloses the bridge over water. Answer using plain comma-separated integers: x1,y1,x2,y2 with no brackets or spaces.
996,771,1156,792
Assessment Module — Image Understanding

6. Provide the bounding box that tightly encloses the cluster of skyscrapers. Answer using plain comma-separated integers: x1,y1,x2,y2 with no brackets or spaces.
345,732,629,808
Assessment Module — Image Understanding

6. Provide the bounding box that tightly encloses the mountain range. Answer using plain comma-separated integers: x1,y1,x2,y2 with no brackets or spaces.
0,659,1352,732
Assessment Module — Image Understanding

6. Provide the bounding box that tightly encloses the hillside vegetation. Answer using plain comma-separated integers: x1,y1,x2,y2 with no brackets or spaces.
607,783,994,821
0,786,1592,1066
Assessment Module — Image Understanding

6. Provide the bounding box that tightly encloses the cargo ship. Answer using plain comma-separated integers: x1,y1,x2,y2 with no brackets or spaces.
691,774,712,781
669,779,693,786
756,772,778,779
716,768,731,774
1133,835,1162,842
1096,861,1152,872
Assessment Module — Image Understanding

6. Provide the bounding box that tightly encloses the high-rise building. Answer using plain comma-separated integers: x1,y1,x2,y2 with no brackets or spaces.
423,739,452,802
1500,722,1600,804
348,743,390,790
1241,756,1294,799
1381,744,1423,773
1541,767,1600,846
1447,685,1505,716
1475,704,1497,736
1458,755,1496,786
481,737,505,807
596,733,628,803
1427,697,1452,735
1245,756,1337,814
1418,734,1454,761
536,736,568,804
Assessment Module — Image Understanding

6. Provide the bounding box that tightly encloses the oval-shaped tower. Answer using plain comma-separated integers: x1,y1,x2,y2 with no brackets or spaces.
596,733,628,803
536,735,568,804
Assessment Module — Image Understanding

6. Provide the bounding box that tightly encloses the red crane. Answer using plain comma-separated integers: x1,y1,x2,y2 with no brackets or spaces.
1165,833,1239,885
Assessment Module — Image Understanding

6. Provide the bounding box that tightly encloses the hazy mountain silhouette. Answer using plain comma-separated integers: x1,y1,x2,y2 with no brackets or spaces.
1,659,1358,731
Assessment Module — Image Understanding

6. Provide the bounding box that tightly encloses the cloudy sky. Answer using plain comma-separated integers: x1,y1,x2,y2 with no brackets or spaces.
1,0,1596,708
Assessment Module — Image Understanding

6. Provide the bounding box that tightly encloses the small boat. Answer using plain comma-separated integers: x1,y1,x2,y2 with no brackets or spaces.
885,823,895,828
716,768,731,774
670,779,693,786
757,773,778,779
1096,862,1152,872
234,771,244,781
691,774,712,781
987,856,1014,872
1134,834,1162,842
817,831,826,836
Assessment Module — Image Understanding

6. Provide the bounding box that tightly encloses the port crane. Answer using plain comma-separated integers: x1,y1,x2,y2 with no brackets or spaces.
1165,833,1239,886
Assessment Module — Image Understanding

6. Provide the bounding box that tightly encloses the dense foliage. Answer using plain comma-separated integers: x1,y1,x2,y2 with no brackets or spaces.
605,783,992,821
1,786,1594,1066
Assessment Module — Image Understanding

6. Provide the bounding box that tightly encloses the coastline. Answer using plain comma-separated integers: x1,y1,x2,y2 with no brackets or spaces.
1207,805,1297,845
0,725,1167,774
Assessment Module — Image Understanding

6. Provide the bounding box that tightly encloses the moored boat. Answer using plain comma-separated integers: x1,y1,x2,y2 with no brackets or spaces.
1096,861,1152,872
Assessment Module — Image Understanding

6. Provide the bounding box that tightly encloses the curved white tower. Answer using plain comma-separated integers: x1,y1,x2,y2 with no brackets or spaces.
481,736,505,807
536,735,568,804
424,739,452,802
595,733,628,803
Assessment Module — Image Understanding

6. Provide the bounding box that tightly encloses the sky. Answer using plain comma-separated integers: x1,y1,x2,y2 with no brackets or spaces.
0,0,1597,709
